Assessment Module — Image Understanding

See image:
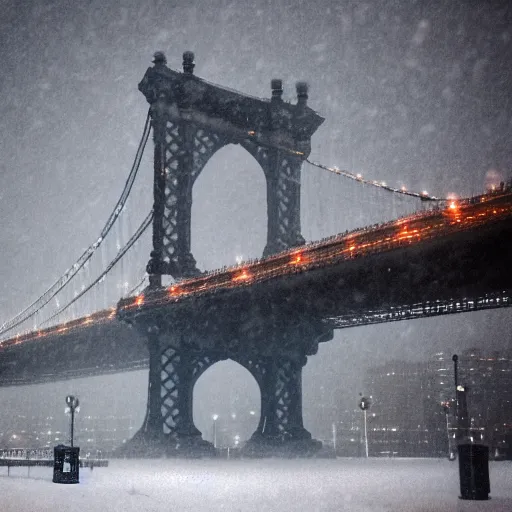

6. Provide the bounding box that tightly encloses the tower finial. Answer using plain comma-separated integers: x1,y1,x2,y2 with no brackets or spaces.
152,51,167,65
296,82,308,107
183,51,195,74
271,79,283,101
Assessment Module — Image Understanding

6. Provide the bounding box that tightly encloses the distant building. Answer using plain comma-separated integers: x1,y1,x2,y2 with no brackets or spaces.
0,413,139,455
427,351,454,405
348,350,512,458
75,414,138,455
332,407,366,457
362,360,447,457
457,349,512,456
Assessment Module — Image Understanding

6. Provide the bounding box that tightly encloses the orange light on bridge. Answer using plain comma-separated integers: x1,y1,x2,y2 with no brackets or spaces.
169,285,182,297
232,269,252,282
108,307,116,319
345,244,357,257
445,198,462,224
290,253,305,265
135,295,144,306
396,226,422,242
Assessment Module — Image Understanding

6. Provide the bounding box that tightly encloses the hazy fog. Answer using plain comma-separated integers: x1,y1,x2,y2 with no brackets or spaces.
0,0,511,441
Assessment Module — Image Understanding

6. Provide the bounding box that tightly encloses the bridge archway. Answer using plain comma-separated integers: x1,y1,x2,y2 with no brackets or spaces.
191,144,266,270
139,52,323,283
193,359,260,447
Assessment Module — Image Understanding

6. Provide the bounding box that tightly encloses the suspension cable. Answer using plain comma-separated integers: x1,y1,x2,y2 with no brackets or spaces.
245,130,452,202
1,111,473,338
127,273,149,297
40,210,154,328
0,110,152,337
305,159,443,202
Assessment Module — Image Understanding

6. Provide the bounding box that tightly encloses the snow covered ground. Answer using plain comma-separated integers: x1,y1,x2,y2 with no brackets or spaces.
2,458,511,512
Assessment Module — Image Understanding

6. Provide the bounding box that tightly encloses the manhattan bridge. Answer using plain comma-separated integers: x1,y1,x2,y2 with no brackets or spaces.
1,52,511,457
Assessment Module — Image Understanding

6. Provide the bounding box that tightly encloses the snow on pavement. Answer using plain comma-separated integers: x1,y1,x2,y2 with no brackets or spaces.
2,458,511,512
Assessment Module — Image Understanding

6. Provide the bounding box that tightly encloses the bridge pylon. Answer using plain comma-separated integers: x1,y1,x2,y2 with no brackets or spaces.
117,283,333,458
138,51,323,284
117,52,328,458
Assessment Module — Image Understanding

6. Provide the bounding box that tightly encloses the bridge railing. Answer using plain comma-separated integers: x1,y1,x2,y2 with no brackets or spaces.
327,291,512,328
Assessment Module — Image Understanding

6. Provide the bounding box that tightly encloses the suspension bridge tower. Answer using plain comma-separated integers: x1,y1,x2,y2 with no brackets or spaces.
118,51,330,458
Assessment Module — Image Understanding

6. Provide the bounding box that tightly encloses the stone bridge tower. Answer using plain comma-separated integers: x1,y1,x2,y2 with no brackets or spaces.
139,50,324,283
118,51,330,458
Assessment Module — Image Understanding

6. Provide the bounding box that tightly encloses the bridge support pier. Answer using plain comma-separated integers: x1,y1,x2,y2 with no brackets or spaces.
242,356,321,457
118,345,322,458
117,286,334,458
116,337,216,458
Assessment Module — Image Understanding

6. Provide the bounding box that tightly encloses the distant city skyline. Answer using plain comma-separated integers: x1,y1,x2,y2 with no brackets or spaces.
2,345,511,456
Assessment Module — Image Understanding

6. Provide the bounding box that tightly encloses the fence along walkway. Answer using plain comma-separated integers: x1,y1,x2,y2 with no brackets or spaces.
0,448,108,477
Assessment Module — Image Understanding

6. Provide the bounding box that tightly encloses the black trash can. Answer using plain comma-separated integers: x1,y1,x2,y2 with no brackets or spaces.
53,445,80,484
457,444,490,500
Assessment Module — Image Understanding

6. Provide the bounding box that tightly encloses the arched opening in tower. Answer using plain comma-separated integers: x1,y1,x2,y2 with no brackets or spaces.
193,360,260,449
191,144,267,271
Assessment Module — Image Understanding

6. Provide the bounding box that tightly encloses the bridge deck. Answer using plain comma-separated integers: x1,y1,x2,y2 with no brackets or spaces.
0,191,511,385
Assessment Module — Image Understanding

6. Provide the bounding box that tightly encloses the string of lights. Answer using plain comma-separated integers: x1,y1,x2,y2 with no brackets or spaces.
186,70,491,204
304,159,444,202
182,74,462,203
0,114,487,339
0,110,152,338
4,190,510,348
244,130,451,202
39,210,153,328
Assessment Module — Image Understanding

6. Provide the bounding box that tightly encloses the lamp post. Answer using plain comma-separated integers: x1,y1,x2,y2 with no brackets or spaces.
359,395,371,458
452,355,470,442
452,354,459,431
212,414,219,449
65,396,80,447
441,400,454,460
457,384,470,440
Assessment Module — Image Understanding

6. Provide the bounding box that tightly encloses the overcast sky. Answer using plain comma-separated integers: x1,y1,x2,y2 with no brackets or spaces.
0,0,511,440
